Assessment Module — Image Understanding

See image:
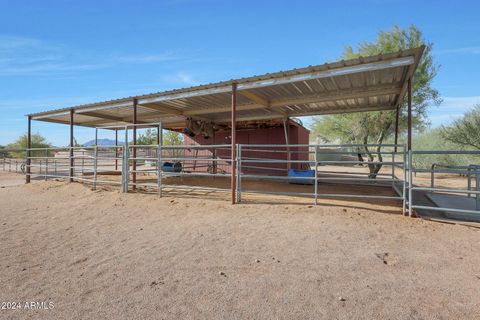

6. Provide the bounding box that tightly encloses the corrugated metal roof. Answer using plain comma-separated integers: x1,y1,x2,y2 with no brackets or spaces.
28,46,424,129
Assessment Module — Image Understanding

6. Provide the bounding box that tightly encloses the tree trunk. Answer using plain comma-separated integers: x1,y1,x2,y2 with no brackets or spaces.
363,121,391,179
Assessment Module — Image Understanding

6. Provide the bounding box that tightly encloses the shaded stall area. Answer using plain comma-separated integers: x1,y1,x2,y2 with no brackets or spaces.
16,47,430,216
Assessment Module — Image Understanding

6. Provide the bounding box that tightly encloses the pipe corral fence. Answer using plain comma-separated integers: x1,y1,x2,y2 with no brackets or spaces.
2,139,479,220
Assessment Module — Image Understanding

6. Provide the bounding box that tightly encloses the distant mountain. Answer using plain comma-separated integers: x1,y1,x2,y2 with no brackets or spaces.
82,138,124,147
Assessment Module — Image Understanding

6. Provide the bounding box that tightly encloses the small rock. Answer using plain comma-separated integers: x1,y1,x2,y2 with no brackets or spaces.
255,259,260,263
219,271,226,277
342,209,347,212
22,268,27,271
307,205,313,208
338,297,346,301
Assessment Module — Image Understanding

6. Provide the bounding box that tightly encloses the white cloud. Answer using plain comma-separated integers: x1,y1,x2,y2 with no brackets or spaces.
161,71,198,86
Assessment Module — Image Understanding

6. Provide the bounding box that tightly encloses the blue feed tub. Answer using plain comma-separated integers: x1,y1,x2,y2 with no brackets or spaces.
288,169,315,185
162,162,182,173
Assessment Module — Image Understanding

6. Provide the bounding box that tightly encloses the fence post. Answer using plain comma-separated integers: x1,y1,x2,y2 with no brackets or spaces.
467,166,472,198
408,150,413,217
236,144,241,203
391,150,395,189
45,149,48,181
157,143,162,196
93,146,98,190
122,127,129,193
476,170,479,211
402,144,406,215
314,145,318,206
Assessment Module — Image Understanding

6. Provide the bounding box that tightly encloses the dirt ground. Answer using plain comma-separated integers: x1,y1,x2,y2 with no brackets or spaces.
0,171,479,320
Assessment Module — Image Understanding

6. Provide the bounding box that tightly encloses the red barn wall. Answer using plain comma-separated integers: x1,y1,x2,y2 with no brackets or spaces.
182,123,310,175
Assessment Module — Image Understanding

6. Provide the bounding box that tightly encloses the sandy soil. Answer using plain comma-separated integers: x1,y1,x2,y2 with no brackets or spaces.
0,171,479,320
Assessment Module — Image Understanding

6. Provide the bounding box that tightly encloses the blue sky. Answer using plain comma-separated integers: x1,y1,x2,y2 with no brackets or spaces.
1,0,479,146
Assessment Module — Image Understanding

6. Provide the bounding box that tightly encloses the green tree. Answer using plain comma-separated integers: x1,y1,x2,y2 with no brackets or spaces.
135,129,184,146
6,133,53,158
441,105,480,150
312,25,441,177
136,128,158,145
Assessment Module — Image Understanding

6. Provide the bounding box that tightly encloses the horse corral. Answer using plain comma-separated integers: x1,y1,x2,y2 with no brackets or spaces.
1,46,479,224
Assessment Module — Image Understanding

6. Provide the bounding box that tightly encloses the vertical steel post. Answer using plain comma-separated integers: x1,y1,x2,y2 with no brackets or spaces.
394,106,400,152
236,144,241,203
402,144,407,215
407,78,413,217
407,78,412,151
69,109,74,182
283,118,291,171
93,146,98,190
95,128,98,146
408,150,413,217
26,115,31,183
157,122,163,196
231,82,237,204
45,148,48,181
123,126,129,192
132,99,137,191
115,129,118,171
314,145,318,206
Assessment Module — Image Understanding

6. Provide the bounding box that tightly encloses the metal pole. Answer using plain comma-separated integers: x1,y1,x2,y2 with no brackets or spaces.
26,116,31,183
69,109,74,182
157,122,163,196
123,126,129,192
236,144,241,203
283,118,291,170
314,145,318,206
95,128,98,146
93,146,98,190
394,105,400,152
407,78,412,151
45,148,48,181
402,144,406,215
408,149,413,217
132,99,137,191
115,129,118,171
231,82,237,204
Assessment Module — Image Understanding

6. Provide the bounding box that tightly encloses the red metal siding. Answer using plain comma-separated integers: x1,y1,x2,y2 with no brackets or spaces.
182,124,310,175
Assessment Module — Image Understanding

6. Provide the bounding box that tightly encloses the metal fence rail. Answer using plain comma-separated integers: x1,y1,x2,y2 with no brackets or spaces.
237,143,406,210
408,150,480,218
126,144,232,194
4,143,480,222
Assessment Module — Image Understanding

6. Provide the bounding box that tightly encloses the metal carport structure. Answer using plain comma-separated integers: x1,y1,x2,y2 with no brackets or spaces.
25,46,424,204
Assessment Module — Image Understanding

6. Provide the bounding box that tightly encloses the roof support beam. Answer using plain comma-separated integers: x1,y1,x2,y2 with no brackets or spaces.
80,111,128,123
185,85,402,116
238,90,288,117
139,103,183,115
213,105,394,123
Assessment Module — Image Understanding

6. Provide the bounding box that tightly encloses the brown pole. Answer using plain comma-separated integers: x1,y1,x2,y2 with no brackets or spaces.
115,129,118,171
132,98,137,190
231,83,237,204
394,105,400,152
69,109,74,182
407,78,412,151
26,116,31,183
